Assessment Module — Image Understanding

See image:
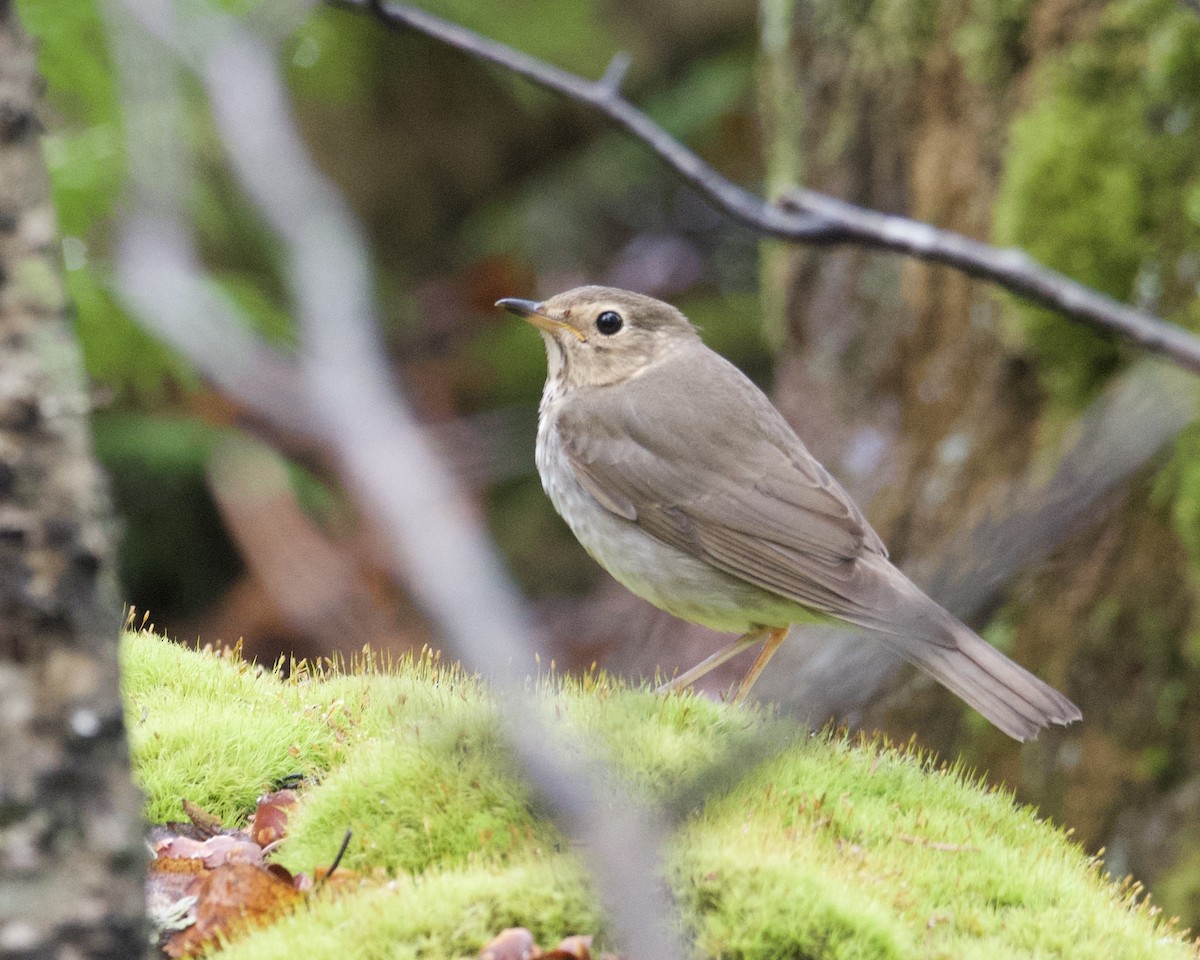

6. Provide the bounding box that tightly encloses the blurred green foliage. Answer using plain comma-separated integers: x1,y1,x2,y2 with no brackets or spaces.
286,10,381,104
799,0,941,72
994,0,1200,407
17,0,766,624
954,0,1038,90
1165,425,1200,574
93,414,239,616
460,48,757,271
417,0,615,77
17,0,194,402
1152,422,1200,665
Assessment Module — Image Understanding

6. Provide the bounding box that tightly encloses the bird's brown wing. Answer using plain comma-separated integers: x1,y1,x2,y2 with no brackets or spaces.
558,345,1083,741
557,346,898,625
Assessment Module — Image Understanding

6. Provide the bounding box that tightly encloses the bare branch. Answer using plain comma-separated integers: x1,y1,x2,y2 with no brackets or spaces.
334,0,829,235
600,51,632,93
340,0,1200,377
777,190,1200,375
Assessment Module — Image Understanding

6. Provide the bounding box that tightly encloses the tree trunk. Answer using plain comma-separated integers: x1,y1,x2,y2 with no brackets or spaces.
755,0,1199,915
0,5,145,956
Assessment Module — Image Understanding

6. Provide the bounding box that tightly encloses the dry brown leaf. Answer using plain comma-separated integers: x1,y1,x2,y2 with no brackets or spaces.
163,862,302,958
547,934,592,959
309,866,362,886
251,789,299,847
479,927,537,960
182,799,224,837
146,856,205,920
153,833,264,868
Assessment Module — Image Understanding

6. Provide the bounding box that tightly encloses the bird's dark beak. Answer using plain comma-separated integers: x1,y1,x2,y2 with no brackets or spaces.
496,297,586,342
495,297,541,318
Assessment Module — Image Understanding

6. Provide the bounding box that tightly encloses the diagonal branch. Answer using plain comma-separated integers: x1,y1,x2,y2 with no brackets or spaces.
339,0,1200,377
107,3,686,957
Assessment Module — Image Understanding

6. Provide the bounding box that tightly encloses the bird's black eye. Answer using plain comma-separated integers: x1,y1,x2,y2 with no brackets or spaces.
596,310,623,336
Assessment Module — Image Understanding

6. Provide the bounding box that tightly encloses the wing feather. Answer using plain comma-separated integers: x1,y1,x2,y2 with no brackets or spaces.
556,347,891,621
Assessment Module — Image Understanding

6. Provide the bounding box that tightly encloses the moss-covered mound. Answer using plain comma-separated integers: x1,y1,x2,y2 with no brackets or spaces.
122,630,1197,959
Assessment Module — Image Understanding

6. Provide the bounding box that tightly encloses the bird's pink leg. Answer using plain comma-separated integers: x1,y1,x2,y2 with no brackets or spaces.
730,626,790,703
656,626,774,695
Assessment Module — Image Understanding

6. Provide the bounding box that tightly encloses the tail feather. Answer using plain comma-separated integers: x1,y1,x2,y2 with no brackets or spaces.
839,554,1081,742
884,611,1081,742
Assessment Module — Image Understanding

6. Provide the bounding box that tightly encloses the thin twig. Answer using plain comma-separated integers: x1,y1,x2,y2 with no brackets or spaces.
600,51,632,93
314,829,353,890
898,834,979,853
339,0,1200,376
336,0,828,238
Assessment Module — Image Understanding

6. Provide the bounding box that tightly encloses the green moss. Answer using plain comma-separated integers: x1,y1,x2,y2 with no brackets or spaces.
954,0,1038,89
994,0,1200,407
277,701,554,876
681,740,1189,959
1156,424,1200,567
123,631,474,823
798,0,940,74
995,90,1146,404
122,631,1198,959
681,860,905,960
124,633,331,823
212,859,600,960
1151,422,1200,665
1157,847,1200,937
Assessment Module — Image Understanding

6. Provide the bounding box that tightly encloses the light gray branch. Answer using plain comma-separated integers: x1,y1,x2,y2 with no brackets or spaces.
106,4,685,958
343,0,1200,377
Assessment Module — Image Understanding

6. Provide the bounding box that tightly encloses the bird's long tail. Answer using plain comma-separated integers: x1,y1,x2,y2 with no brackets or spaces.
884,611,1080,741
849,558,1081,741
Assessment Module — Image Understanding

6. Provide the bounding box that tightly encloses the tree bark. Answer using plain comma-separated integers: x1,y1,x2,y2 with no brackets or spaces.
755,0,1198,879
0,5,145,957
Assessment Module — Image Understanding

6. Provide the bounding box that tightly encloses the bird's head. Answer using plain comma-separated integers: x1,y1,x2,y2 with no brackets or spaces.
497,285,699,389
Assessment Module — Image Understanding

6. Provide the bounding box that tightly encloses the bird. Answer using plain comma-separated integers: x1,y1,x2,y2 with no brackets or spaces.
497,286,1081,741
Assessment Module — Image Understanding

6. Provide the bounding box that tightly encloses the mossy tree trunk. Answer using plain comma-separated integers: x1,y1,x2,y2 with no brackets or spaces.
756,0,1200,919
0,4,145,955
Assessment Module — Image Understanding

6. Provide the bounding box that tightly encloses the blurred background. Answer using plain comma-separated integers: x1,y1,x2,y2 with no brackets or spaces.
18,0,1200,929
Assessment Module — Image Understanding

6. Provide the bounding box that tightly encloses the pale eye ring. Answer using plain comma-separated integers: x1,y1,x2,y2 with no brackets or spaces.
596,310,623,335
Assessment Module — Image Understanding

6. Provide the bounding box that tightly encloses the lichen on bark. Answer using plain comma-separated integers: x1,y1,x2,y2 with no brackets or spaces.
0,4,145,956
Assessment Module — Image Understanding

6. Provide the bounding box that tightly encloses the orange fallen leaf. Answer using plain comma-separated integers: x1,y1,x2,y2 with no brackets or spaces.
163,862,302,958
251,789,299,847
147,856,206,921
547,934,592,958
310,865,361,886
